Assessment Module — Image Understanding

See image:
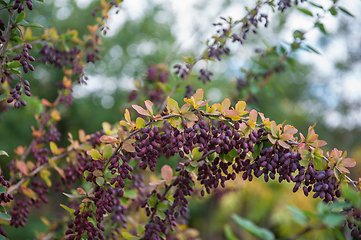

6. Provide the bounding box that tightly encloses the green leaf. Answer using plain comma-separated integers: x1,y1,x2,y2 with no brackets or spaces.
341,183,361,206
0,212,11,221
287,205,309,226
315,22,327,35
95,177,104,186
0,150,9,157
8,61,22,69
103,144,113,159
59,204,75,216
10,36,23,44
297,8,313,17
232,214,275,240
89,149,102,160
192,147,203,161
124,190,137,199
122,232,139,240
147,194,157,208
309,2,323,9
329,7,338,16
137,224,145,236
305,45,320,54
1,50,12,56
224,224,240,240
9,69,21,75
0,235,8,240
157,209,166,220
0,205,6,213
0,94,8,102
17,20,43,28
338,7,354,17
157,202,167,210
332,229,347,240
16,12,25,23
322,214,345,228
0,186,6,194
158,232,166,239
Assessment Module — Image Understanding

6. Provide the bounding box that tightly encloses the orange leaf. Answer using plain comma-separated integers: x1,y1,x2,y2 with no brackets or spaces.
16,160,28,175
41,98,52,107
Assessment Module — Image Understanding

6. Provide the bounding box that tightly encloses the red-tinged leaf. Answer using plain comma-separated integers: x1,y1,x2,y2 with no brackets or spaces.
180,104,190,113
161,165,173,184
166,97,180,113
341,158,356,168
283,126,298,135
123,141,135,153
93,169,103,177
149,180,165,186
279,134,292,141
337,166,350,174
267,134,277,144
14,146,25,156
55,166,65,179
63,192,83,199
225,109,239,116
183,111,198,121
299,133,305,142
194,89,204,101
270,121,278,137
77,187,86,195
144,100,154,116
78,129,87,143
221,98,231,113
318,140,327,147
41,98,52,107
100,135,120,144
249,109,258,122
16,160,28,175
82,198,92,203
88,149,102,160
132,105,150,116
21,186,37,199
197,99,210,107
278,140,290,149
307,134,318,143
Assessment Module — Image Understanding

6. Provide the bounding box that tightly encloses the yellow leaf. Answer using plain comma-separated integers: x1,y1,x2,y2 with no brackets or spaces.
50,109,61,121
221,98,231,113
235,101,246,112
102,122,112,135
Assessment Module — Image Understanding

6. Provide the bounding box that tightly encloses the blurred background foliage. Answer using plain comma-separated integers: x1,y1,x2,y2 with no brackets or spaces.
1,0,361,239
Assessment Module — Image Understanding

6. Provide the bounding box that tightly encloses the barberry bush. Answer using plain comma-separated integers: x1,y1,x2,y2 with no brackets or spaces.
0,0,360,239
